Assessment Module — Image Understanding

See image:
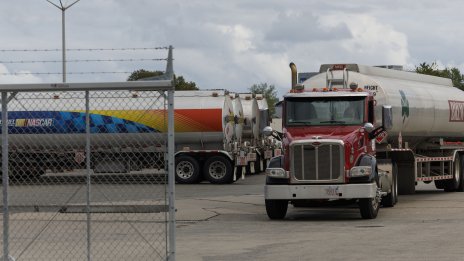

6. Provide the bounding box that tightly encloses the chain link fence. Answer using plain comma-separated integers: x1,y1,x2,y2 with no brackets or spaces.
0,80,175,260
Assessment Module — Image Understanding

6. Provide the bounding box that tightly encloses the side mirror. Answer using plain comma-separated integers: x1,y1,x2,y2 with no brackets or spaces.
382,105,393,130
363,122,374,133
263,126,273,137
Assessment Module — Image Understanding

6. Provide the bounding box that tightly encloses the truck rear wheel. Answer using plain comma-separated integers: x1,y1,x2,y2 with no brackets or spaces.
457,155,464,192
203,156,234,184
265,199,288,220
175,155,201,184
444,154,462,192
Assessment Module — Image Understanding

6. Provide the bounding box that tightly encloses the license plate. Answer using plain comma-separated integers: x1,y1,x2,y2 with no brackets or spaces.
325,186,340,196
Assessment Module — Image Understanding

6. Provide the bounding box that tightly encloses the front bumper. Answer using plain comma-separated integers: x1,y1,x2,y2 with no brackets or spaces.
265,183,378,200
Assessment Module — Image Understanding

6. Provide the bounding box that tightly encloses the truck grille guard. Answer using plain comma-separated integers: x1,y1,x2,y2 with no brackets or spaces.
290,139,345,183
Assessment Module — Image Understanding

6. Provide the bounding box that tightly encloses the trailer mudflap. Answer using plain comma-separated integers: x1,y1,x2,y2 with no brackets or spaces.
265,183,378,200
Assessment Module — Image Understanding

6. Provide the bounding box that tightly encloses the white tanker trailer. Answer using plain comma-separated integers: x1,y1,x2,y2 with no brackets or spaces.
5,89,248,184
264,63,464,220
239,93,261,173
165,90,249,184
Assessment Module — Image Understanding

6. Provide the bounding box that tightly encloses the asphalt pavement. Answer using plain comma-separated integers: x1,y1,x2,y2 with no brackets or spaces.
176,174,464,261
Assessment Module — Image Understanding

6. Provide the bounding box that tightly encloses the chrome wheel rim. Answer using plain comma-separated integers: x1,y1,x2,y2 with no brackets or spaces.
208,161,226,179
176,161,194,179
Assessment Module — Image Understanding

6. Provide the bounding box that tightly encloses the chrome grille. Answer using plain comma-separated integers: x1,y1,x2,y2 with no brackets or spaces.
291,141,344,182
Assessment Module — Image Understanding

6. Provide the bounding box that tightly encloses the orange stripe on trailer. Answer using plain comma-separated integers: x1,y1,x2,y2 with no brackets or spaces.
72,108,223,133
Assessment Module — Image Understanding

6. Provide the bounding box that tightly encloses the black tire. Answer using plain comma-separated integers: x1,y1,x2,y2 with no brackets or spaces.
359,197,380,219
382,163,398,207
203,156,234,184
444,154,462,192
398,162,416,195
265,199,288,220
456,155,464,192
434,180,445,189
175,155,201,184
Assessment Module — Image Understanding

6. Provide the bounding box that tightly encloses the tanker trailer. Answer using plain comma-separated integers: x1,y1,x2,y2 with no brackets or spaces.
5,90,170,177
255,94,282,171
239,93,260,174
229,92,249,178
5,89,242,184
173,90,242,184
264,63,464,220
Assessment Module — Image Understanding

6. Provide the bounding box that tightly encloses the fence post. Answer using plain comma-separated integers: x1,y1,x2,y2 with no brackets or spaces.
2,91,10,261
85,90,92,261
167,88,175,260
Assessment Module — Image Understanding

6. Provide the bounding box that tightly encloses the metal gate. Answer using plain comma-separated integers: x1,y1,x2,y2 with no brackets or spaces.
0,79,175,260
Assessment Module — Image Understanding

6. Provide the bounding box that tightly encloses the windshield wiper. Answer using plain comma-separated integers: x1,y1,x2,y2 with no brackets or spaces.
289,120,312,125
320,120,346,124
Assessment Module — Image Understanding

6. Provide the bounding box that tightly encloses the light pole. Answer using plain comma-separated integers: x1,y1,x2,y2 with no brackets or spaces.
46,0,80,83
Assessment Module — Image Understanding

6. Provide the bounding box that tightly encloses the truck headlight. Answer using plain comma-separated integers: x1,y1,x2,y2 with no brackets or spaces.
349,166,372,177
266,168,288,179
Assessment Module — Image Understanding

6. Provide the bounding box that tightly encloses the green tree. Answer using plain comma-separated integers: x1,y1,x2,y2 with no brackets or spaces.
174,75,198,90
127,69,199,90
416,62,464,89
127,69,163,81
249,83,278,117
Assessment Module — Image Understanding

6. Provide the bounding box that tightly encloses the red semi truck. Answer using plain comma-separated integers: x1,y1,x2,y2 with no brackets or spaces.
264,63,464,219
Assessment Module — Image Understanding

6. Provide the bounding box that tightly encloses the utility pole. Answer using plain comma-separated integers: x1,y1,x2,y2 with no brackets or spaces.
46,0,80,83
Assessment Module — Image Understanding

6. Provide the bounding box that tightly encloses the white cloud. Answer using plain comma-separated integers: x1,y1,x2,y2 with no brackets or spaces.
0,64,42,84
320,14,410,65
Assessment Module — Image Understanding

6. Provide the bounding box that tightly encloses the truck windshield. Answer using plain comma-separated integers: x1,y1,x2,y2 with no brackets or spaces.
285,96,365,126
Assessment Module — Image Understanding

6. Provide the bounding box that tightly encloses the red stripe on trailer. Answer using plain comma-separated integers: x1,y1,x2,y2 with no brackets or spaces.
417,175,453,181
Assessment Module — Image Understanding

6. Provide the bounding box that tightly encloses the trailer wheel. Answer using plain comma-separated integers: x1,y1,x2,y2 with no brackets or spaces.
265,199,288,220
382,162,398,207
444,154,462,192
456,155,464,192
175,155,201,184
203,156,233,184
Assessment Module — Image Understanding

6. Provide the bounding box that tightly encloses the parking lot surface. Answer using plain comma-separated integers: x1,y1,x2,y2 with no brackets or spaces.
176,174,464,261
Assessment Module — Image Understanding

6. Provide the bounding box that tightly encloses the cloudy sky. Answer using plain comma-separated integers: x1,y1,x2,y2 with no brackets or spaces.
1,0,463,97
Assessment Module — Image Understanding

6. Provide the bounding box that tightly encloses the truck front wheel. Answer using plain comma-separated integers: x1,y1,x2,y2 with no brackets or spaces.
359,196,380,219
265,199,288,220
